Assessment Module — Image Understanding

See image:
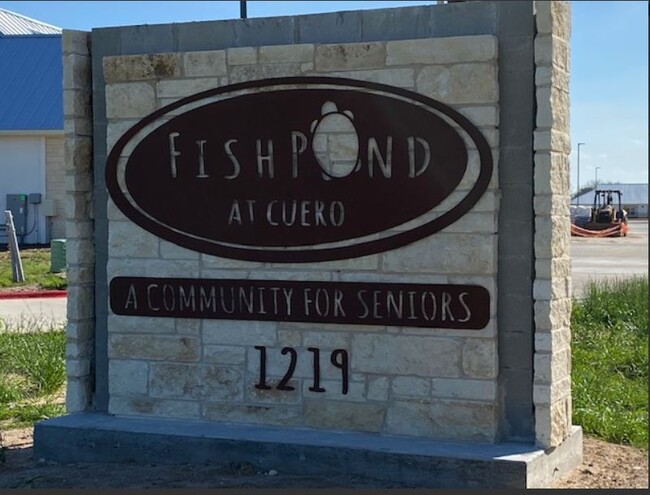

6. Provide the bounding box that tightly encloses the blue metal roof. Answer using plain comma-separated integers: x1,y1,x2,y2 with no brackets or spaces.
574,183,649,205
0,34,63,131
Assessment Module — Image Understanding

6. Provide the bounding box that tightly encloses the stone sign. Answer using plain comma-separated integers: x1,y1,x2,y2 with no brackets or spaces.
35,1,582,489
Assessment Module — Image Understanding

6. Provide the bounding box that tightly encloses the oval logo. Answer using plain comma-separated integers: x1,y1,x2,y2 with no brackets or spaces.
106,77,493,262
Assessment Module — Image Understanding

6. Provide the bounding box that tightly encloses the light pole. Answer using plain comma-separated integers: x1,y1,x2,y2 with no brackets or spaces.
577,142,586,205
595,166,601,189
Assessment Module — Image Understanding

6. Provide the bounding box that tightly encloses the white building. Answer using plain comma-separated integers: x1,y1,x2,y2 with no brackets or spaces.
0,8,64,245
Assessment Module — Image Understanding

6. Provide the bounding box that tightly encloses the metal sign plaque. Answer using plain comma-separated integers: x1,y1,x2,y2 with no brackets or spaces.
106,77,493,262
110,277,491,330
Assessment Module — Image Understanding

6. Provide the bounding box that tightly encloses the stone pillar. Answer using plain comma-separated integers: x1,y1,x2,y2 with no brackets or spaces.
62,30,95,412
532,0,573,449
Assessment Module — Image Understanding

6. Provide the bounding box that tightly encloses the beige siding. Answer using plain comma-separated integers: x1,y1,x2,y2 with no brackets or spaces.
45,135,65,239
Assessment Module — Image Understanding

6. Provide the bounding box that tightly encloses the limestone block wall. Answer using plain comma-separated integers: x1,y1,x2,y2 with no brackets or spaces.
45,135,66,239
532,0,572,449
102,35,501,441
62,30,95,412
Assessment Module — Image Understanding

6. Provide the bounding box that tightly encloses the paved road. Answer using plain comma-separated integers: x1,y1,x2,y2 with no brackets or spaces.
571,219,648,297
0,220,647,326
0,297,67,330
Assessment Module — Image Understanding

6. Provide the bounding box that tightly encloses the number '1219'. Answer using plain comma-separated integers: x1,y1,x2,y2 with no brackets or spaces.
254,346,349,395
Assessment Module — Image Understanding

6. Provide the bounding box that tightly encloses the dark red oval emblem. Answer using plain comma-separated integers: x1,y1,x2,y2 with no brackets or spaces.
106,77,493,262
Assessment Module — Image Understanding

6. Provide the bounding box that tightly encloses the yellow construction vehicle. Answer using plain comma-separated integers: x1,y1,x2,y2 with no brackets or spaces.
572,189,629,237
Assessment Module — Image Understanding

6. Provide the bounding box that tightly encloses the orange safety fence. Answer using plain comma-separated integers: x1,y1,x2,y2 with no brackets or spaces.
570,223,627,237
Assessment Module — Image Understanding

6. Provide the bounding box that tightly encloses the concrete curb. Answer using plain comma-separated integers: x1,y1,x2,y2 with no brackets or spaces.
0,290,67,300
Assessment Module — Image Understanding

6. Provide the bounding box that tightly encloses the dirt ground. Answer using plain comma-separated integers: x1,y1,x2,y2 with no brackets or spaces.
0,427,647,489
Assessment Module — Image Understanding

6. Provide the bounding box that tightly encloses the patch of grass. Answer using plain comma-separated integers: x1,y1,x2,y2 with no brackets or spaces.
0,322,66,429
572,276,648,448
0,248,67,290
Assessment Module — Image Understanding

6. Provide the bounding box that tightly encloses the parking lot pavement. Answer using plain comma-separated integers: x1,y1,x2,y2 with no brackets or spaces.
571,219,648,298
0,297,67,330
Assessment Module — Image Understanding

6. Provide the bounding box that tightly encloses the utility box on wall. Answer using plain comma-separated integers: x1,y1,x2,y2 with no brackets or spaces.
35,1,581,488
6,194,28,235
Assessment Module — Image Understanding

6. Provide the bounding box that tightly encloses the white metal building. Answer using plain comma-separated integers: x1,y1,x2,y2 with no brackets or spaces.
0,8,64,245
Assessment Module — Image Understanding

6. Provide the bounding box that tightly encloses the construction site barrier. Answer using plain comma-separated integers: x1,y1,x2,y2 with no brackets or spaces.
570,223,627,237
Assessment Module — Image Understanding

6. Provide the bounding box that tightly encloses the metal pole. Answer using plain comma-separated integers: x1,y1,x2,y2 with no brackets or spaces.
4,210,25,283
577,142,585,205
240,0,247,19
595,166,600,188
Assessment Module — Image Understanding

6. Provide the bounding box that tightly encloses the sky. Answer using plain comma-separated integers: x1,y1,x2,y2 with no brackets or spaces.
1,1,647,190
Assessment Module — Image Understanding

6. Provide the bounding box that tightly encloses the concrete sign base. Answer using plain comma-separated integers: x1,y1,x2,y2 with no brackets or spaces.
35,414,582,488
